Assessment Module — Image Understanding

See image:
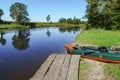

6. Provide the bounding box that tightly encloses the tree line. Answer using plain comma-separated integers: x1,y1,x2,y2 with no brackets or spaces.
0,2,81,25
85,0,120,30
59,17,81,24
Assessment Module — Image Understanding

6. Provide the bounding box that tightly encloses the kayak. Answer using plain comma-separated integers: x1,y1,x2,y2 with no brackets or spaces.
64,44,120,64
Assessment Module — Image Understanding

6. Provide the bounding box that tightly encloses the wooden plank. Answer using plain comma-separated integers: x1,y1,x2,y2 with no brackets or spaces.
29,54,57,80
66,55,81,80
42,54,66,80
58,54,71,80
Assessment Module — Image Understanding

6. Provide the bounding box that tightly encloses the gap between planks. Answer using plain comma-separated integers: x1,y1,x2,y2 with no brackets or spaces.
29,53,81,80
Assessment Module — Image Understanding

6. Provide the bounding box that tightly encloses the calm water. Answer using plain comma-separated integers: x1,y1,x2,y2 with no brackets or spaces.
0,27,81,80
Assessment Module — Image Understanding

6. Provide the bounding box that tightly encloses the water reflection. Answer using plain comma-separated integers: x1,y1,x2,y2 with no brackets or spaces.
0,31,6,45
0,27,81,80
12,29,30,50
46,28,51,37
59,26,81,34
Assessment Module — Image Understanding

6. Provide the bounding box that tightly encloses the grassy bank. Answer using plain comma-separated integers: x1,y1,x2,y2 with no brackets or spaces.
0,23,29,29
75,29,120,80
0,22,81,29
75,29,120,46
105,64,120,80
35,22,81,28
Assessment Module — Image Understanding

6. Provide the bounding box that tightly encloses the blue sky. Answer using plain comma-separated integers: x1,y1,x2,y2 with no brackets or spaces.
0,0,87,22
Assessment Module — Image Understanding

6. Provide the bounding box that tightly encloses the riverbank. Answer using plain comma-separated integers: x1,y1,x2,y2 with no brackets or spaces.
0,22,82,30
73,29,120,80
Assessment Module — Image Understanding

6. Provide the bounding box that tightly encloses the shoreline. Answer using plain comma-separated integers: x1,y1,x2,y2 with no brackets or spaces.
71,42,115,80
0,23,81,30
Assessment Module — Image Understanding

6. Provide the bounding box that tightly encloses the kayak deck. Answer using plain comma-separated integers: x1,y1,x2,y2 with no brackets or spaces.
64,44,120,64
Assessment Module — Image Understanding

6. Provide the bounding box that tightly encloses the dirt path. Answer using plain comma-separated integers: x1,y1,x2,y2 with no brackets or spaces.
80,59,114,80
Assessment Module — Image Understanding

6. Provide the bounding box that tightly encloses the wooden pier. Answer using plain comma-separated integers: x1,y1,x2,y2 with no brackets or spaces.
30,53,81,80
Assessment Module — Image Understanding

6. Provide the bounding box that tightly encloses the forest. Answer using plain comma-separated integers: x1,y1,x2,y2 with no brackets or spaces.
85,0,120,30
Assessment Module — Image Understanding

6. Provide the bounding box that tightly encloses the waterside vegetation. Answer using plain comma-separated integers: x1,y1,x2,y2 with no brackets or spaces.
75,29,120,47
85,0,120,30
0,21,82,30
105,64,120,80
75,29,120,80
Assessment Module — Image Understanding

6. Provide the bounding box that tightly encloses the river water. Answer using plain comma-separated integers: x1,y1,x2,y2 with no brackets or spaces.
0,27,81,80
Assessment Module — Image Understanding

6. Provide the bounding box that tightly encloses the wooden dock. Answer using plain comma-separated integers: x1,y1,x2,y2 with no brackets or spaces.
30,53,81,80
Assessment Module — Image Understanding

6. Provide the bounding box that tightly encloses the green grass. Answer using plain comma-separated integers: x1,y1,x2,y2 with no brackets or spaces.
75,29,120,46
0,22,81,29
35,22,81,28
79,60,89,80
75,29,120,80
105,64,120,80
0,23,28,29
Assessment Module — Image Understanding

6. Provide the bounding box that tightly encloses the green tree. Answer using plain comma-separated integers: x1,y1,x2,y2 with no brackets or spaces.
67,18,73,24
111,0,120,29
85,0,99,28
46,15,51,23
101,0,117,30
9,2,30,24
59,18,67,23
0,9,4,21
85,0,118,30
73,17,81,24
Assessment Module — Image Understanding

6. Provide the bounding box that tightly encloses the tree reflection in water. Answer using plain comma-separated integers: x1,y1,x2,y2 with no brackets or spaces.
12,29,30,50
59,26,81,34
46,28,51,37
0,31,6,45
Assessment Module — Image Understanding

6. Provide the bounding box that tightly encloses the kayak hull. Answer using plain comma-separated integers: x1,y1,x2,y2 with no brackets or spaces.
64,44,120,64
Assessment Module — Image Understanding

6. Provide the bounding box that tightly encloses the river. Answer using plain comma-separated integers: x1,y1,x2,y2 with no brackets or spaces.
0,27,81,80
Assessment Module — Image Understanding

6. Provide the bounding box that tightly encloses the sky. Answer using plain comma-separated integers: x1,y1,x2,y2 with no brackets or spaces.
0,0,87,22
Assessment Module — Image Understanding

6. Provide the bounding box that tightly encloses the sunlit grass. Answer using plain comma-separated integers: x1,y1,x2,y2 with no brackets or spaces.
0,22,81,29
75,29,120,80
35,22,81,28
79,59,89,80
105,64,120,80
75,29,120,47
0,23,27,29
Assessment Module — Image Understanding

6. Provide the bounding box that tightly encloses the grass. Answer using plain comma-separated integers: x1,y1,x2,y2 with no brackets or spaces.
35,22,81,28
0,22,81,29
75,29,120,47
0,23,28,29
79,59,89,80
105,64,120,80
75,29,120,80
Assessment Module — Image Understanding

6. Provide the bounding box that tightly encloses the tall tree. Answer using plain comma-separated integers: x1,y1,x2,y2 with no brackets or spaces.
46,15,51,23
85,0,118,30
111,0,120,29
73,17,81,24
101,0,117,30
59,18,67,23
67,18,73,24
85,0,99,28
9,2,30,24
0,9,4,21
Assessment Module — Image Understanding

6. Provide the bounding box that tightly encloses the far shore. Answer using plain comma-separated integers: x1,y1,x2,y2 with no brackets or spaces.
0,22,82,30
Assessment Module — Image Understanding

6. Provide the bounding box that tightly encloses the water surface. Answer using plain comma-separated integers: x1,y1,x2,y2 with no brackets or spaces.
0,27,81,80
